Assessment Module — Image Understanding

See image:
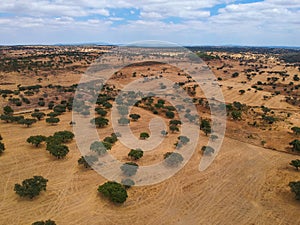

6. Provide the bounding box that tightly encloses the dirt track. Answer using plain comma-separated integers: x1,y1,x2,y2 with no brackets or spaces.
1,110,300,225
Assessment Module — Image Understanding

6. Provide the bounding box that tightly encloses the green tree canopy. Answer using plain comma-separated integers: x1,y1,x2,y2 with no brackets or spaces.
14,176,48,199
0,142,5,154
169,120,182,126
53,131,74,143
91,117,109,128
292,127,300,135
289,181,300,200
129,113,141,121
128,148,144,160
166,111,175,119
18,118,37,127
140,132,150,140
31,112,46,121
98,181,128,204
3,105,14,115
290,159,300,170
46,143,69,159
46,117,60,125
32,219,56,225
95,108,108,117
290,140,300,152
27,135,47,147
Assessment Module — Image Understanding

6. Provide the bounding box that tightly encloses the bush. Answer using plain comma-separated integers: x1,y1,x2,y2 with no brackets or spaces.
98,181,128,203
14,176,48,199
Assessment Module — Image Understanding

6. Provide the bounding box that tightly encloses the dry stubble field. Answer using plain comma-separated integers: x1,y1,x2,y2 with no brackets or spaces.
0,46,300,225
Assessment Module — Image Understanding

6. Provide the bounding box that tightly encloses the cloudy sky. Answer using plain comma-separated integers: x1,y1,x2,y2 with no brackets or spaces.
0,0,299,46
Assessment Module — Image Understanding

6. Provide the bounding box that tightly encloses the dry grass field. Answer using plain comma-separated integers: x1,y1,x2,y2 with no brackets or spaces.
0,46,300,225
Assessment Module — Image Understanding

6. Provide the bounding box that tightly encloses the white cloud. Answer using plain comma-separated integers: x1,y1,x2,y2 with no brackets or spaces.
0,0,299,46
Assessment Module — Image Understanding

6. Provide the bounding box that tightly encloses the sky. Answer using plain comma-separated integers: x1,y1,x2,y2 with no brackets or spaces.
0,0,299,46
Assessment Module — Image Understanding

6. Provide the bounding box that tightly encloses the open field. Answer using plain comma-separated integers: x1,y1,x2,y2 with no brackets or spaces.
0,46,300,225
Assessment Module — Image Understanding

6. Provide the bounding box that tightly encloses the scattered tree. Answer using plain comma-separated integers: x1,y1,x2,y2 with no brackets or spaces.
239,90,246,95
201,146,215,155
290,159,300,170
129,113,141,121
178,136,190,145
0,142,5,155
128,148,144,160
98,181,128,203
161,130,168,136
200,119,211,136
27,135,47,147
46,143,69,159
91,117,109,128
169,125,179,133
290,140,300,152
169,120,182,126
121,178,135,189
90,141,112,155
78,155,98,169
140,132,150,140
31,112,46,121
231,111,242,120
118,117,130,125
46,117,60,125
32,219,56,225
164,152,184,167
289,181,300,200
120,162,139,176
14,176,48,199
18,118,37,127
166,111,175,119
95,108,107,117
3,105,13,115
53,131,74,143
210,134,218,141
292,127,300,135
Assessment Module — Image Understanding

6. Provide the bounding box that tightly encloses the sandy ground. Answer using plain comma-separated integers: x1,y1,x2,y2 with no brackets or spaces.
1,50,300,225
0,109,300,225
